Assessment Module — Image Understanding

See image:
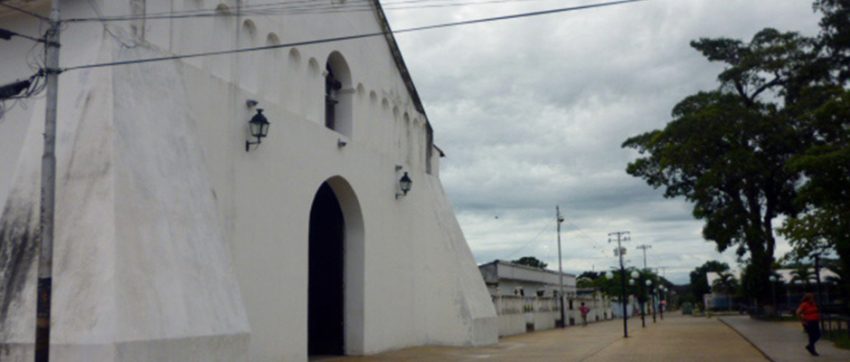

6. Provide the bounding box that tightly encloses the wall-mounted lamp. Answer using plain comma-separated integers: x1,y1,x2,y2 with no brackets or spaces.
245,109,270,152
395,165,412,199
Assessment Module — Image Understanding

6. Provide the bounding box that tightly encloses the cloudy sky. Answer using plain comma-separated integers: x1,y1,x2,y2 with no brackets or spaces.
384,0,822,284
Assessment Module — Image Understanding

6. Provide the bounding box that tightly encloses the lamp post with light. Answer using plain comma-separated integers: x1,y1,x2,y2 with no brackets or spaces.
631,270,646,328
647,279,656,323
769,274,779,314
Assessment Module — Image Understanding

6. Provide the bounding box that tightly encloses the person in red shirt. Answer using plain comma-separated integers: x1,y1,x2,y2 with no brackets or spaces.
579,302,590,326
796,293,821,356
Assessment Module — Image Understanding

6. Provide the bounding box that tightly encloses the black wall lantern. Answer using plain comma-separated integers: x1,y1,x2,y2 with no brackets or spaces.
246,108,270,152
396,170,412,199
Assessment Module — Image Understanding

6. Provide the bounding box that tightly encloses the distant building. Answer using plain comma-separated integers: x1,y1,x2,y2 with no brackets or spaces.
478,260,577,298
478,260,611,335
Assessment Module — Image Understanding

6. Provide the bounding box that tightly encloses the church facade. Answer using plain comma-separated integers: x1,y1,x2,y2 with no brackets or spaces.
0,1,497,360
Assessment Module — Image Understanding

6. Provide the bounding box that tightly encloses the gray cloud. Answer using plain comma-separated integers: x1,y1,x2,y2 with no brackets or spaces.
387,0,821,283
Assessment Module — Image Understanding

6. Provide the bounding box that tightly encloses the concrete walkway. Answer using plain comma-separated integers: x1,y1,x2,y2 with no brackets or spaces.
325,314,765,361
720,315,850,362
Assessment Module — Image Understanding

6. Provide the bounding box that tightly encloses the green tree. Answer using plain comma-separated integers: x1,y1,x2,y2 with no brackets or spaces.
814,0,850,82
689,261,730,306
623,29,815,304
577,271,601,288
511,256,547,269
780,1,850,307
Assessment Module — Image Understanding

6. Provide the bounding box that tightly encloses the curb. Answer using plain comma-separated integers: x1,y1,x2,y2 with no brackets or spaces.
718,317,774,362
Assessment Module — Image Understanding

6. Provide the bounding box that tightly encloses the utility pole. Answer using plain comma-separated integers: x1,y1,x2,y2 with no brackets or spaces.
609,231,630,338
35,1,60,361
556,206,566,328
636,244,651,270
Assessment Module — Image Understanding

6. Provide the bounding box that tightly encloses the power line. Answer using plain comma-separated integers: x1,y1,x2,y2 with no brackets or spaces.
65,1,376,22
0,1,50,22
62,0,573,22
64,0,370,22
503,221,551,260
84,0,136,48
61,0,644,72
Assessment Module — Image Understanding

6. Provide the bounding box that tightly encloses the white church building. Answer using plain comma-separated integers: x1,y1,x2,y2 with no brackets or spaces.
0,1,498,360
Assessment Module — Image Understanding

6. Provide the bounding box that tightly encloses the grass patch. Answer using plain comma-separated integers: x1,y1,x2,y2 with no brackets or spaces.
826,330,850,350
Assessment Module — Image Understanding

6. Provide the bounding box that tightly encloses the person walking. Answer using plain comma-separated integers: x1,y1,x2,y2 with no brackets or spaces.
579,302,590,326
796,293,821,356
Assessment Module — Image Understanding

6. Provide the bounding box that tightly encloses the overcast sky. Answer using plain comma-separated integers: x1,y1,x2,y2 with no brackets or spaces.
385,0,822,284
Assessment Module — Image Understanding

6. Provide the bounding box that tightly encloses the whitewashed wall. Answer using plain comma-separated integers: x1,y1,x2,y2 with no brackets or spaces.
0,1,496,361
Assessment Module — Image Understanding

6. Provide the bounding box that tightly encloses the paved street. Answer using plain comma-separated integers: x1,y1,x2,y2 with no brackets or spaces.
327,314,766,361
721,315,850,362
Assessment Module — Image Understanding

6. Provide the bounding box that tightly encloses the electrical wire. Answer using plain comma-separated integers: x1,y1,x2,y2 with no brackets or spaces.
84,0,137,48
66,0,357,22
62,0,593,22
0,1,50,22
503,221,551,260
64,0,372,22
0,28,44,43
60,0,644,72
0,71,47,120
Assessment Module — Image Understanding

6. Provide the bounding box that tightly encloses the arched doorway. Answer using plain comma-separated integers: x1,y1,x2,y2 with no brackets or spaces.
308,178,364,356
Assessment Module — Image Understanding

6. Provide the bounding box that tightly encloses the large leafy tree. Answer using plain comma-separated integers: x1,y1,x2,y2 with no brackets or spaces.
814,0,850,82
781,1,850,307
623,29,813,304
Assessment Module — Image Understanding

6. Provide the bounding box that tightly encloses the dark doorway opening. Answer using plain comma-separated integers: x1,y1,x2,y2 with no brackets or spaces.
308,182,345,356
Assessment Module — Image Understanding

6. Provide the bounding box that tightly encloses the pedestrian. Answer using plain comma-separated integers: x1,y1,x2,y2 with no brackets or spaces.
796,293,821,356
579,302,590,326
658,300,665,320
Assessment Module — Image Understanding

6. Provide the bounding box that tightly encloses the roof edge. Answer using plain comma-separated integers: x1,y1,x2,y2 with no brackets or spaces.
369,0,427,119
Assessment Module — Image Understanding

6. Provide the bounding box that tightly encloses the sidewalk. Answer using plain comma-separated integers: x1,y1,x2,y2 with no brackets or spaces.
327,314,765,361
720,315,850,362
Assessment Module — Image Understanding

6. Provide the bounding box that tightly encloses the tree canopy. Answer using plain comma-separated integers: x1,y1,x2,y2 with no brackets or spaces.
623,28,808,303
779,0,850,305
624,1,850,305
511,256,547,269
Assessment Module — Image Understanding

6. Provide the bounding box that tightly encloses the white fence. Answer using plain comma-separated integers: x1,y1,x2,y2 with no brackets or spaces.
491,294,614,337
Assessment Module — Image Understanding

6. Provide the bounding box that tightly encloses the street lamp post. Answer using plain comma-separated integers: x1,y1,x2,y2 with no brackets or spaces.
631,270,645,328
659,286,666,320
769,275,778,315
647,279,656,323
